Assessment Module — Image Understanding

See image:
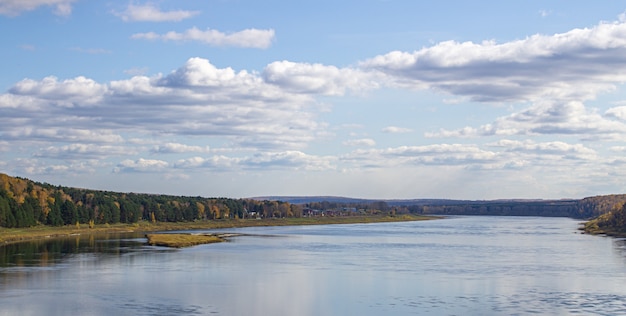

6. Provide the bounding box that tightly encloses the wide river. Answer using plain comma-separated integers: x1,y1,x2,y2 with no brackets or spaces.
1,216,626,315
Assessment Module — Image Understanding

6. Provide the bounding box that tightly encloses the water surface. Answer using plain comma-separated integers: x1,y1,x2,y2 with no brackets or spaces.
1,216,626,315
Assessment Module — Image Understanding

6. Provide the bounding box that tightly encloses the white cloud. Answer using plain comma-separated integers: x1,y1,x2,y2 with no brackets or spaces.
429,101,626,140
34,144,134,159
339,140,601,172
361,20,626,103
605,105,626,120
263,61,378,95
174,156,237,170
0,58,323,155
123,67,149,76
10,76,106,107
489,139,597,160
539,10,552,18
114,3,199,22
171,151,337,172
343,138,376,147
152,143,210,154
5,128,124,143
242,151,336,171
610,146,626,152
0,0,77,16
114,158,168,173
12,158,100,175
132,27,275,49
341,144,499,168
381,126,412,133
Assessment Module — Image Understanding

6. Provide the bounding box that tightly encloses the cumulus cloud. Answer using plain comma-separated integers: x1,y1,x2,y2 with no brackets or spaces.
171,151,337,171
0,58,323,156
132,27,275,49
9,76,106,107
352,18,626,144
12,158,101,175
605,106,626,120
114,158,168,173
114,3,199,22
174,156,237,170
242,151,336,171
0,0,76,16
428,101,626,140
361,20,626,103
489,139,597,160
263,61,379,95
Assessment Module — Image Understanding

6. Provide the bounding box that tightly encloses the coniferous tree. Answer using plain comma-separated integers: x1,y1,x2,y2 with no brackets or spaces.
47,195,63,226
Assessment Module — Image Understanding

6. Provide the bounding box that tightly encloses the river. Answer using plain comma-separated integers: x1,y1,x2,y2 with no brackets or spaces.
1,216,626,315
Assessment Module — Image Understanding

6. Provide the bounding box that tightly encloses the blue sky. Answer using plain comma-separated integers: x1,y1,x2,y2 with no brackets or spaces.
3,1,626,200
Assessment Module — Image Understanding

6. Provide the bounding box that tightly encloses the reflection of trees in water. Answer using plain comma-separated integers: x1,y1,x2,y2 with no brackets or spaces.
0,233,148,268
612,239,626,260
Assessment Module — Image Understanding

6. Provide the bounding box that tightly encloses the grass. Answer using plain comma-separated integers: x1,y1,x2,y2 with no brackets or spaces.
0,214,438,245
581,218,626,237
146,233,225,248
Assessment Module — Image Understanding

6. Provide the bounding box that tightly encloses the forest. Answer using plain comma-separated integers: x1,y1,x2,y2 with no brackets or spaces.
3,173,626,230
0,173,304,228
583,200,626,235
0,173,405,228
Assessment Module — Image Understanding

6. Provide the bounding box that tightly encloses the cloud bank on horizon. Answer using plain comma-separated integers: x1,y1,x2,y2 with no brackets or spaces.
2,1,626,199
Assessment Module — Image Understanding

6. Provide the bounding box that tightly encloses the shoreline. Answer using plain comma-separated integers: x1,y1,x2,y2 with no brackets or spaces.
0,214,438,246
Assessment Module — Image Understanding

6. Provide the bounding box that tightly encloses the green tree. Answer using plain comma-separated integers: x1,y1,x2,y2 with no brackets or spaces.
61,200,78,225
47,193,64,226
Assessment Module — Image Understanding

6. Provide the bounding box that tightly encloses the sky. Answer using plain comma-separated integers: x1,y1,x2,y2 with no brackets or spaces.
3,1,626,200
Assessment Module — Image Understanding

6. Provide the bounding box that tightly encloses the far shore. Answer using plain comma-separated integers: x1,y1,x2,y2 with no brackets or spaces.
0,214,438,246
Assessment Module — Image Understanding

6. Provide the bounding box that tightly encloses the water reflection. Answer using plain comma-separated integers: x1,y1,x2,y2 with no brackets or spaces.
0,232,157,269
2,217,626,316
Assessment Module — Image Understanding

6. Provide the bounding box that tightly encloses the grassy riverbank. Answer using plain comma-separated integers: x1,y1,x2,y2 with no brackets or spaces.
146,233,226,248
582,219,626,237
0,214,437,245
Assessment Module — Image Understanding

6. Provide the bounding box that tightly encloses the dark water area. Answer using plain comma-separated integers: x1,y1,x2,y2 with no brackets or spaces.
1,216,626,315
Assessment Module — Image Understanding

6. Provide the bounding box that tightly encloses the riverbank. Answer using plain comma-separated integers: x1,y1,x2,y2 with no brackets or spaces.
146,233,230,248
0,214,437,245
581,221,626,237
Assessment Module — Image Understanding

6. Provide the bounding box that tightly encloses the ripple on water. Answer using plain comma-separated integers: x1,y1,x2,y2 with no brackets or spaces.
377,291,626,316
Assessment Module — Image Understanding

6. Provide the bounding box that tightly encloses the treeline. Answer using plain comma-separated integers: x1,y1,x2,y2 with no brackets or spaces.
304,195,626,220
0,173,301,228
583,201,626,234
413,201,580,217
304,200,393,213
4,172,626,229
304,199,582,217
406,196,626,219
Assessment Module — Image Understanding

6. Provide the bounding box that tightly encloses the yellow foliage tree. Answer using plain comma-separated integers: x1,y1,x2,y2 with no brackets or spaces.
196,202,205,220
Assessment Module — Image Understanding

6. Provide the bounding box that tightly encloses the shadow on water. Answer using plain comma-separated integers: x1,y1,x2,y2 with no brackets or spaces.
0,232,169,269
613,238,626,259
